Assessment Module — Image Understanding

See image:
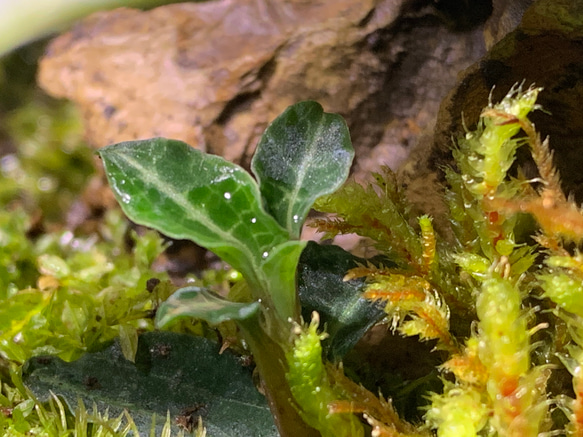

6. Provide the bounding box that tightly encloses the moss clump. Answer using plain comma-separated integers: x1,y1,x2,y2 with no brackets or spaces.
314,85,583,435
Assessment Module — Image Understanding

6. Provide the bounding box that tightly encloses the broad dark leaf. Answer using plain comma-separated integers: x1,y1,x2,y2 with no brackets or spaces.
24,331,278,436
297,242,387,361
251,101,354,238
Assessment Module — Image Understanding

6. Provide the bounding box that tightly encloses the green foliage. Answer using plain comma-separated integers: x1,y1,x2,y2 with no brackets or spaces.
10,83,583,437
99,101,357,436
156,286,260,326
24,331,277,436
0,208,37,293
0,367,187,437
312,85,583,436
453,86,539,199
0,92,193,434
540,254,583,317
0,102,198,433
425,382,488,437
99,137,303,325
315,169,461,354
285,315,364,437
1,99,94,222
0,209,168,364
315,168,422,269
251,101,354,239
0,214,185,435
297,241,386,361
476,275,549,435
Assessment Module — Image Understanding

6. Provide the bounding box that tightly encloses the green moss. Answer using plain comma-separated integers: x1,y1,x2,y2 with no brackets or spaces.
313,85,583,435
1,99,94,222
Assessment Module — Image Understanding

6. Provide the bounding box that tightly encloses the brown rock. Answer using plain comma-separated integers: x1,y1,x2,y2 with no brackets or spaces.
432,0,583,201
484,0,534,48
38,0,486,175
39,0,396,161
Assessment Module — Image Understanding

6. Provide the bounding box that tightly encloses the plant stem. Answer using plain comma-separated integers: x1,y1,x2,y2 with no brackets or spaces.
238,314,320,437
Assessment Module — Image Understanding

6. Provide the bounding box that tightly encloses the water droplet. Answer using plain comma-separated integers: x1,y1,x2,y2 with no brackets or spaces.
37,177,55,192
251,217,257,224
292,214,299,223
121,193,131,204
262,251,269,259
224,192,231,200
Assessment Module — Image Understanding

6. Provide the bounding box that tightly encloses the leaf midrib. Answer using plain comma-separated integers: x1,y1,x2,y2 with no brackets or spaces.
284,117,326,234
110,150,262,278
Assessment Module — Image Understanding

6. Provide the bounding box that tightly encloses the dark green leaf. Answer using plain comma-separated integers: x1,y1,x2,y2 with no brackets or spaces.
251,101,354,238
24,331,278,437
98,138,289,292
297,242,387,361
156,286,260,328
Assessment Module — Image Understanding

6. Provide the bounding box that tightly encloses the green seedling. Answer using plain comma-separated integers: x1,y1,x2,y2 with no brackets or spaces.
92,85,583,436
98,101,357,436
7,83,583,436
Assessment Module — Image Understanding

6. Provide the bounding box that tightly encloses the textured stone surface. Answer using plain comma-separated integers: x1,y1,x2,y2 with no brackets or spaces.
432,0,583,202
38,0,485,180
39,0,397,160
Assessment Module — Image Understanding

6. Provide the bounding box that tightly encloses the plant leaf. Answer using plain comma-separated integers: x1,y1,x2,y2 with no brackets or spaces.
297,242,387,361
23,331,278,437
0,289,51,363
156,286,261,328
260,240,307,322
251,101,354,238
98,138,289,291
118,324,139,363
